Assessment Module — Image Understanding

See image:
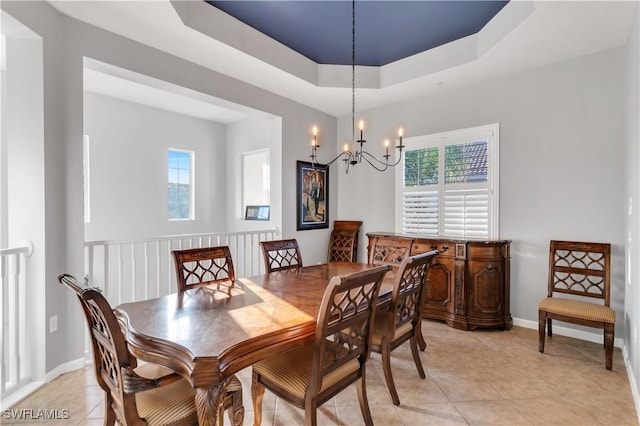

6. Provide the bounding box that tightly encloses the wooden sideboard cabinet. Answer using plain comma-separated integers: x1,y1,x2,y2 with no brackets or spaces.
367,232,512,331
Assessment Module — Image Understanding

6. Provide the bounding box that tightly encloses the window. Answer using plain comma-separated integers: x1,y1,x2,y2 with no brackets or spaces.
242,149,270,218
168,149,194,220
396,124,499,238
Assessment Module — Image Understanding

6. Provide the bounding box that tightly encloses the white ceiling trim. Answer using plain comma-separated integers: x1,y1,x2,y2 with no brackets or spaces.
83,58,274,124
173,0,535,90
47,0,637,117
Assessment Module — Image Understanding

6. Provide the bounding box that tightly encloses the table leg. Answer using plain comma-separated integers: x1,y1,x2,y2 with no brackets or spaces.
195,385,225,426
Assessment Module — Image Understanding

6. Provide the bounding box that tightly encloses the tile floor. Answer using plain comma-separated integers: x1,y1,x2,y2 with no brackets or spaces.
4,320,639,425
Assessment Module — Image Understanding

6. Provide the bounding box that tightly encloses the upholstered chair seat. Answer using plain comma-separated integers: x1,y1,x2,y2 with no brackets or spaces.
252,344,360,400
538,297,615,324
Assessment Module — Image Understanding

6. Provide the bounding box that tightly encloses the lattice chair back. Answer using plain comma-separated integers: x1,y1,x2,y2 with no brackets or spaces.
59,274,145,425
367,237,412,268
308,265,391,397
390,250,439,335
327,220,362,263
259,239,303,272
172,246,236,292
547,240,611,304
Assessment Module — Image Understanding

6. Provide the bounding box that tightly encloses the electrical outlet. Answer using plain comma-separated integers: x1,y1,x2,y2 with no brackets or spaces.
49,315,58,333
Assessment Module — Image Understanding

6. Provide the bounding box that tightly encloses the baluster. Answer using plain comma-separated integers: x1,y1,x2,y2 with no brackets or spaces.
12,253,20,388
117,244,123,305
103,246,110,300
131,242,136,302
87,245,94,286
1,255,7,394
143,242,149,300
155,241,161,297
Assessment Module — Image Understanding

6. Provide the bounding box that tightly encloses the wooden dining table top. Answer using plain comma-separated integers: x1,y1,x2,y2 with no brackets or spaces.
114,262,395,388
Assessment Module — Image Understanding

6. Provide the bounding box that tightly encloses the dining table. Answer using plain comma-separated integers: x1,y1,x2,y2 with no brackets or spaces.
114,262,397,426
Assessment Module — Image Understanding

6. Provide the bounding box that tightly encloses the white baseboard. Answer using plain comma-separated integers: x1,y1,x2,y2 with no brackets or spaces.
512,317,624,348
44,357,86,383
622,345,640,424
0,381,46,411
0,357,87,410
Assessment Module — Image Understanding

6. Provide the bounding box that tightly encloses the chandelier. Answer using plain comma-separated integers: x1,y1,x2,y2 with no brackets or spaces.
309,0,405,173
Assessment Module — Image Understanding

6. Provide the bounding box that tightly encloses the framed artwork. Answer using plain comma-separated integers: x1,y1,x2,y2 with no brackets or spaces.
297,160,329,230
245,205,270,221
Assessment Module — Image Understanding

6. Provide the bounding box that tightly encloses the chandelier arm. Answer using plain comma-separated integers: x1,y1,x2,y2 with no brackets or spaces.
388,154,403,167
359,149,402,168
359,152,390,172
324,151,354,168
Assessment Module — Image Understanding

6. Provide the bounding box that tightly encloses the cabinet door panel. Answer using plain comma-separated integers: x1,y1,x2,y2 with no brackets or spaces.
468,261,503,316
425,258,455,313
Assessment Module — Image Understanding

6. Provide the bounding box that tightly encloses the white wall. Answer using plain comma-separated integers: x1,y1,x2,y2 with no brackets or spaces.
337,48,627,338
623,3,640,415
2,21,47,384
83,92,226,241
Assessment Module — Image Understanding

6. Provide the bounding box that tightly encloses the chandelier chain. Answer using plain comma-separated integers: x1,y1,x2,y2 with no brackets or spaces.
351,0,356,146
308,0,405,173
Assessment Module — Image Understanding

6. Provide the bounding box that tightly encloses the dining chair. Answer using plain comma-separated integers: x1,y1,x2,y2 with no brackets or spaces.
538,240,615,370
370,250,438,405
327,220,362,263
58,274,244,425
251,264,392,426
259,239,303,272
172,246,236,292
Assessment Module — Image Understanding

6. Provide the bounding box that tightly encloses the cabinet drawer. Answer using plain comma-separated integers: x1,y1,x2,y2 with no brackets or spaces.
467,243,507,260
411,241,466,259
411,241,456,258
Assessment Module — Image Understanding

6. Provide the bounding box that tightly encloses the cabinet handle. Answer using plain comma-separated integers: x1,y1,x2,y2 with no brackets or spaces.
430,245,438,251
441,245,449,253
487,264,494,270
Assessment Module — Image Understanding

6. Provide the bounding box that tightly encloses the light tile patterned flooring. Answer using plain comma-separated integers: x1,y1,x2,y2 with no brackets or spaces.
4,320,639,425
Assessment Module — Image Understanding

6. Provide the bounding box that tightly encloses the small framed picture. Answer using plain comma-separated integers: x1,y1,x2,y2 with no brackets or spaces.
245,205,270,221
297,160,329,230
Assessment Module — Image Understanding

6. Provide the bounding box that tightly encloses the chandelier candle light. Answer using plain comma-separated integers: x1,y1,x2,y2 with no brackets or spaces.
309,0,405,173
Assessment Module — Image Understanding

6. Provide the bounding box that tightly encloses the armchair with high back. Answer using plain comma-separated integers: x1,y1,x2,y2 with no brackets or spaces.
259,239,303,272
172,245,236,292
538,240,615,370
327,220,363,263
59,273,244,426
250,265,392,426
370,250,438,405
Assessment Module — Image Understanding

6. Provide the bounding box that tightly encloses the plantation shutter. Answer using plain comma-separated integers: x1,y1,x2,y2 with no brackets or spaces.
396,124,498,239
443,188,489,238
402,191,439,235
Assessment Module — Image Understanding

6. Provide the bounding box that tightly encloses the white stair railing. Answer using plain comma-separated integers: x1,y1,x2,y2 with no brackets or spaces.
84,230,277,306
0,241,34,397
